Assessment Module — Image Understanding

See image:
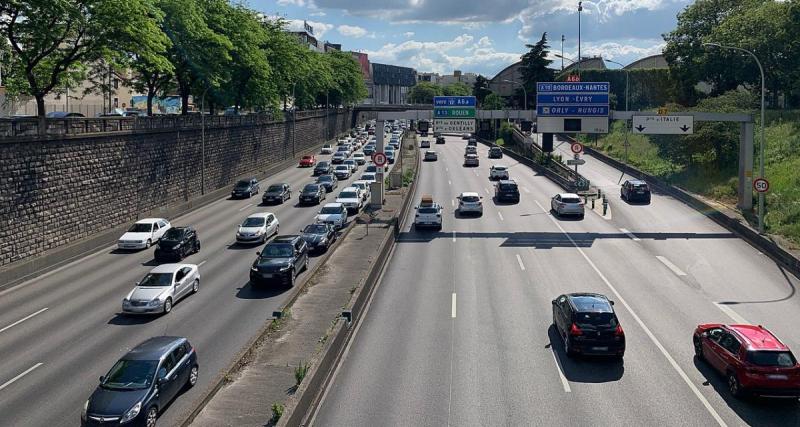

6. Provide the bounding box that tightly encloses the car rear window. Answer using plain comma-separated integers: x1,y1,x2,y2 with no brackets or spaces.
632,183,648,189
575,312,618,329
499,183,518,191
562,197,581,203
339,191,358,199
747,351,797,367
419,207,439,214
461,196,480,202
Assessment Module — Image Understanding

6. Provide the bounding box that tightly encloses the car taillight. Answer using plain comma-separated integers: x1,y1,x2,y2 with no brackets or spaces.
614,324,624,337
569,323,582,336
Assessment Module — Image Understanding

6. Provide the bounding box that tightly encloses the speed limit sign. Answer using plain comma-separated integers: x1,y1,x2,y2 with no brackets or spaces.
753,178,769,193
571,142,583,154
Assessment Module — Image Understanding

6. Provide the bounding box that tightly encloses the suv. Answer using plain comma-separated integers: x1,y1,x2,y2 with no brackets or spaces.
693,324,800,398
316,202,349,229
420,139,431,148
250,235,308,287
621,179,651,203
488,146,503,159
336,187,363,213
314,161,332,176
154,227,200,261
82,337,198,427
436,136,446,144
413,195,443,230
489,165,509,180
552,293,625,358
495,180,520,203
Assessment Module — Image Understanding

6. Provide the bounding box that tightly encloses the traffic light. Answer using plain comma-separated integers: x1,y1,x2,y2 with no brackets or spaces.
542,133,553,152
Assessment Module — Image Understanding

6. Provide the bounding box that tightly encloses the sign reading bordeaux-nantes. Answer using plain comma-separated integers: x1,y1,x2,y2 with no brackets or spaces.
434,96,476,132
536,82,610,116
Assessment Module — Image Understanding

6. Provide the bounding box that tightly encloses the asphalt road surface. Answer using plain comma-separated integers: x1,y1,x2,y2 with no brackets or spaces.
0,134,391,427
313,134,800,427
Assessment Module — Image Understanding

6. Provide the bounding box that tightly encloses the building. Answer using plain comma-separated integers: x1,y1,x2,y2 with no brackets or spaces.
370,63,416,105
417,72,440,84
324,42,341,52
289,20,323,52
486,62,524,97
624,54,667,70
439,70,478,87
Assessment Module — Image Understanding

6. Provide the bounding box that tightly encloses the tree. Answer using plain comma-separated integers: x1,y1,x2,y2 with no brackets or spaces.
324,51,368,107
408,82,442,104
473,75,491,105
482,93,505,110
0,0,169,116
519,32,554,108
443,82,471,96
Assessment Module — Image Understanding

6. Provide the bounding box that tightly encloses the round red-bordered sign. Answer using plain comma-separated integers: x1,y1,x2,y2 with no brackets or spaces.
372,152,387,167
571,143,584,154
753,178,769,193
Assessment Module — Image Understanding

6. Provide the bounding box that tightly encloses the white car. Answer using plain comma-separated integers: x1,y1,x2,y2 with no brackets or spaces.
457,192,483,215
353,153,366,165
321,144,333,154
336,187,363,212
316,202,349,229
360,172,377,183
414,195,442,230
352,180,372,201
236,212,279,244
122,263,199,315
551,193,585,218
490,165,510,180
118,218,171,250
334,164,351,180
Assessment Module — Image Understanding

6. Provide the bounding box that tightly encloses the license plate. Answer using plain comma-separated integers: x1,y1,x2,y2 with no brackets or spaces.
768,374,788,380
261,273,273,278
591,346,608,352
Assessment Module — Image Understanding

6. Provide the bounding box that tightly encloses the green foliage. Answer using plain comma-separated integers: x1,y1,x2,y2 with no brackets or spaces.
294,361,310,386
499,121,514,145
473,75,491,104
482,93,505,110
495,138,505,146
519,32,554,107
270,403,284,423
443,82,471,96
408,82,443,104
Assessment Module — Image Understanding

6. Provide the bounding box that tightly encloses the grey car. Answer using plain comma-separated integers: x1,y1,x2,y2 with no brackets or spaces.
551,193,585,218
122,264,200,315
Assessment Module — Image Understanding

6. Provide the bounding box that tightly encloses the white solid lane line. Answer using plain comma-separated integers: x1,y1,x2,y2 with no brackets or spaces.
484,188,490,194
448,180,452,186
515,254,526,271
451,199,455,207
452,293,457,318
198,260,207,267
0,363,43,391
619,228,641,241
237,203,254,212
497,212,504,221
0,308,48,335
550,347,571,393
656,256,687,277
534,200,727,427
714,303,750,325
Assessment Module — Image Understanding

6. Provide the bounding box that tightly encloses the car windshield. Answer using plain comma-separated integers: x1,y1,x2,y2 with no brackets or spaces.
632,183,649,189
303,184,320,192
318,175,333,182
101,359,158,390
303,224,328,234
128,223,152,233
320,206,342,214
339,191,358,199
235,180,250,189
138,273,173,287
162,228,185,240
354,154,364,157
746,351,797,367
461,196,480,203
267,185,284,192
242,217,265,227
562,197,581,203
260,243,293,258
336,166,348,170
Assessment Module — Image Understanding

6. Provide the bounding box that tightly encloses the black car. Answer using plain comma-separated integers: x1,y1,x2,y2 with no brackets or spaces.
552,293,625,358
231,178,259,199
488,146,503,159
300,183,326,205
317,174,338,192
250,235,309,287
467,138,477,146
262,183,291,204
154,227,200,261
314,161,332,176
364,165,377,174
494,179,520,203
363,145,376,156
621,179,651,203
436,136,446,144
300,223,337,252
82,336,198,427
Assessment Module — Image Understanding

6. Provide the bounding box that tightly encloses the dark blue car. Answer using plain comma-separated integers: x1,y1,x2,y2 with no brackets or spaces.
82,336,198,427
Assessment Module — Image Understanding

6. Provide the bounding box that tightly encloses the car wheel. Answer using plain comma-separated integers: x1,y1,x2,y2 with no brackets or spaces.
303,256,309,271
145,239,152,249
195,240,201,253
163,298,172,314
145,406,158,427
693,338,704,360
728,372,745,398
186,365,199,389
192,279,199,294
288,269,296,288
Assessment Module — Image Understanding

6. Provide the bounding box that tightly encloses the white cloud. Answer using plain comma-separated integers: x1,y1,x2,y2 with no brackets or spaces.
310,11,327,16
338,24,368,38
283,19,334,38
277,0,307,6
403,31,415,38
576,40,665,61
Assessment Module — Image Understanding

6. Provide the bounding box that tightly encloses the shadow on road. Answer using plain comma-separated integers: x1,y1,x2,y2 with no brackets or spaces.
107,313,159,326
546,325,624,383
235,281,288,300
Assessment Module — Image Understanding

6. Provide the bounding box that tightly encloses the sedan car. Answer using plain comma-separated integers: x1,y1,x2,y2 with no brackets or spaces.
299,183,326,205
694,324,800,398
299,155,316,167
363,145,376,156
386,150,396,164
552,293,625,358
82,337,198,427
317,174,338,193
457,192,483,215
464,153,479,167
490,165,509,180
314,161,332,176
262,183,291,204
236,212,279,244
315,202,348,229
231,178,259,199
321,144,333,154
424,150,438,161
122,264,200,315
250,235,308,287
300,223,337,252
364,165,377,174
360,172,377,183
154,227,200,261
352,152,366,165
334,165,351,180
551,193,584,217
331,152,347,164
118,218,171,250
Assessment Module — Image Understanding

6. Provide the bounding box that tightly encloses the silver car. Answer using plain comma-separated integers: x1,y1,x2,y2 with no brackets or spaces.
237,212,279,244
457,192,483,215
551,193,585,218
464,153,479,167
122,264,199,315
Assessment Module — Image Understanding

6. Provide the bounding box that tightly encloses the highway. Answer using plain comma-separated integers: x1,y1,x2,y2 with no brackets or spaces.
0,132,388,426
313,134,800,426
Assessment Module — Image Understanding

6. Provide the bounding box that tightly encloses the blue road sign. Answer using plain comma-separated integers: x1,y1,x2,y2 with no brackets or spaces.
536,93,609,105
537,105,609,116
433,96,476,107
537,82,610,93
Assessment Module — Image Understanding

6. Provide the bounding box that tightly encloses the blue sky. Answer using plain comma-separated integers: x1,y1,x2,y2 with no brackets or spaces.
252,0,692,77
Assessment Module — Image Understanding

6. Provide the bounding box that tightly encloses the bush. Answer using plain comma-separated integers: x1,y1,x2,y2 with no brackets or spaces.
271,403,284,423
294,361,310,386
495,138,505,146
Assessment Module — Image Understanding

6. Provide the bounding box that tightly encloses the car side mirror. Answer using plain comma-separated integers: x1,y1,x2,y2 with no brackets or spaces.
414,206,418,210
99,375,105,383
255,251,260,256
609,300,615,305
551,299,557,305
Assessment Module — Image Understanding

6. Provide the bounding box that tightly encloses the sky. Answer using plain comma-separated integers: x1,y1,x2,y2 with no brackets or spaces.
252,0,693,78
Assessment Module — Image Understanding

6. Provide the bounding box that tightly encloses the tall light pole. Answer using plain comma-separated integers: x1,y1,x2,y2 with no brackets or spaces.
502,79,526,110
577,1,583,74
704,42,766,234
560,35,565,71
200,86,209,195
603,58,629,112
291,82,297,158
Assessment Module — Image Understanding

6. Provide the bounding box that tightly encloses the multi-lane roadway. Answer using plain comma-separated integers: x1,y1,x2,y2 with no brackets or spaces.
313,134,800,426
0,129,388,426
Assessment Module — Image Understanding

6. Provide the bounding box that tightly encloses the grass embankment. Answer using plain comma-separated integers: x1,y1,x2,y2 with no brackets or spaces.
582,116,800,246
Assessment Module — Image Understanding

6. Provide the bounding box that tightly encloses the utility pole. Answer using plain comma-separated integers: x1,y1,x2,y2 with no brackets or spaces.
561,35,565,71
200,87,209,195
577,1,583,74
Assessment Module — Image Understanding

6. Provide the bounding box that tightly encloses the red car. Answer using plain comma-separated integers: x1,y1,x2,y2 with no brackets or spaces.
693,323,800,398
299,155,316,167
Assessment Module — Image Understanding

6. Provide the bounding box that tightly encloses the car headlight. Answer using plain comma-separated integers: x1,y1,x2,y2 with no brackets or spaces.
280,265,292,272
81,398,89,420
120,401,141,424
254,229,264,235
251,266,258,272
147,299,161,307
171,244,181,250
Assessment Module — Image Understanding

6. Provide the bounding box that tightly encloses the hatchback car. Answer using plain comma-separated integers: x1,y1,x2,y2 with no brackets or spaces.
262,183,291,204
331,152,347,164
551,193,584,217
154,227,200,261
236,212,279,244
420,139,431,148
82,337,198,427
300,223,337,252
457,192,483,216
621,179,652,203
363,145,376,156
122,264,199,315
436,136,446,144
464,153,479,167
336,187,363,213
488,146,503,159
317,174,339,192
465,146,478,155
231,178,259,199
250,236,309,287
343,159,359,173
299,155,316,167
352,153,366,165
321,144,333,154
299,183,326,205
118,218,171,250
495,180,520,203
334,165,351,180
336,145,351,157
364,165,377,174
351,180,372,201
468,138,477,146
552,293,625,358
314,161,332,176
693,324,800,398
424,150,438,161
360,173,377,183
315,203,348,229
489,165,509,180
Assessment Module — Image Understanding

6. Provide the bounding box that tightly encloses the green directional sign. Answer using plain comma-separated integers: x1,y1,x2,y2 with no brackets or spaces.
434,108,476,118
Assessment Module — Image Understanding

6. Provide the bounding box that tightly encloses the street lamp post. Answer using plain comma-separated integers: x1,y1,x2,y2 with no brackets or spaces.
577,1,583,74
200,87,209,195
704,42,766,234
561,35,565,71
604,58,631,176
291,82,297,159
